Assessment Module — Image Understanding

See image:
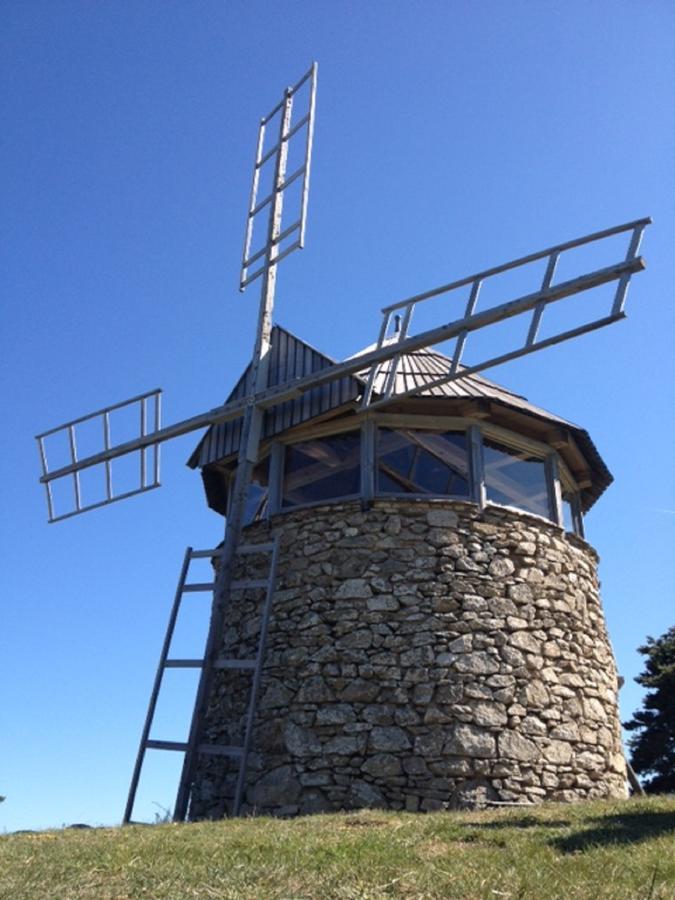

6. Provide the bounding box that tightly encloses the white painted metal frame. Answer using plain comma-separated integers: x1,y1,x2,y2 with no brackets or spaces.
360,217,651,409
35,389,161,523
240,63,317,291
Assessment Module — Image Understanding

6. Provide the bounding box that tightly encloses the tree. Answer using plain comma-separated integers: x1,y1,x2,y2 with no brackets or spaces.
623,626,675,793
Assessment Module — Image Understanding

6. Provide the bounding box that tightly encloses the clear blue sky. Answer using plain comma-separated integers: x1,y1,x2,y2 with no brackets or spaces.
2,1,673,831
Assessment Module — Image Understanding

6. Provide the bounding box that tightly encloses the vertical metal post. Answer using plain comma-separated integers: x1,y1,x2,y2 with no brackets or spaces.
360,419,376,504
140,397,147,489
361,311,391,408
545,453,563,526
103,413,113,501
37,437,55,523
174,89,294,823
298,62,318,248
231,538,279,815
382,303,414,400
153,392,161,486
526,252,559,347
267,442,284,516
572,495,585,539
450,279,482,375
240,123,267,290
612,224,647,316
468,424,486,509
124,547,194,825
68,425,81,512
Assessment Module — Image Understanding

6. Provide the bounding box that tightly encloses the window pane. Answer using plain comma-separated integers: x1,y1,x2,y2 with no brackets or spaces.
242,457,269,525
378,429,470,497
282,431,361,507
483,437,549,518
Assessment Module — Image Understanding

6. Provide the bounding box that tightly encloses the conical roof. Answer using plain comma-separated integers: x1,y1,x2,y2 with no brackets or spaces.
348,337,576,426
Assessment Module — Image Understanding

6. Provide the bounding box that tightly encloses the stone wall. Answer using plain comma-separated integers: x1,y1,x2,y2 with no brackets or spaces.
189,499,627,818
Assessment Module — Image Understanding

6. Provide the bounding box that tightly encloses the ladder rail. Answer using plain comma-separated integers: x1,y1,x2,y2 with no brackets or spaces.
172,537,277,821
123,546,194,825
232,538,280,815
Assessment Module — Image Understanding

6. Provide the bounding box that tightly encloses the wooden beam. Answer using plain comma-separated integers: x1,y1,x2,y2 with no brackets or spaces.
457,399,492,419
544,428,570,450
572,469,593,489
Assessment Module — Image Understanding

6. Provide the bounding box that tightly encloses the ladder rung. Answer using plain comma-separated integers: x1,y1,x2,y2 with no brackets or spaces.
146,740,188,752
164,659,204,669
230,579,268,591
197,744,243,758
189,549,220,559
236,542,275,555
183,582,216,592
213,658,256,670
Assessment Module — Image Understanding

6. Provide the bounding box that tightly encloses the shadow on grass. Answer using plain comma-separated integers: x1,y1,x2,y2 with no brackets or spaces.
469,809,675,854
550,810,675,854
471,816,572,831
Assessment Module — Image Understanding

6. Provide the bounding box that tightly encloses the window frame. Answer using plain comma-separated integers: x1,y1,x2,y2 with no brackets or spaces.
375,425,473,501
231,413,585,536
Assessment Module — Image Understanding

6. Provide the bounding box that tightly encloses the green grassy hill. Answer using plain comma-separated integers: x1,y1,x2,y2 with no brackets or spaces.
2,796,674,899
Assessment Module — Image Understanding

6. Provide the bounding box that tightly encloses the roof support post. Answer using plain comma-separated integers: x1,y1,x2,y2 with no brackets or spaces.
545,453,563,527
361,419,376,505
468,424,486,509
267,442,284,517
571,494,585,539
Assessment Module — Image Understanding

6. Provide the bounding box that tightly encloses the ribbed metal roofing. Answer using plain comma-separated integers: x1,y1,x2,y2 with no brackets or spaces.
188,326,362,469
350,339,577,429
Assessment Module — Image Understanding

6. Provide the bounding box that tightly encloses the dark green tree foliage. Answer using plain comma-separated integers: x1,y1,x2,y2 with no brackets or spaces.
624,626,675,793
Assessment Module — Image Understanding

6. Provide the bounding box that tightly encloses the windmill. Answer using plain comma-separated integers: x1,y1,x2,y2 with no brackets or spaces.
36,63,651,821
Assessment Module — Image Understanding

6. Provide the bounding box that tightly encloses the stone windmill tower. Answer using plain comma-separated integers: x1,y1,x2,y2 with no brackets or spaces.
182,326,627,817
34,64,650,821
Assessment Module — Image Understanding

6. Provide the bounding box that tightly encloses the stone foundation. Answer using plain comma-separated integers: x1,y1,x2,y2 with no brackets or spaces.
189,499,627,818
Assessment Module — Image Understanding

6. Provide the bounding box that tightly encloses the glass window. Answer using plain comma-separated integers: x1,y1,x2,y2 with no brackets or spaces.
242,457,269,525
377,429,470,497
562,495,574,532
483,437,549,518
282,431,361,507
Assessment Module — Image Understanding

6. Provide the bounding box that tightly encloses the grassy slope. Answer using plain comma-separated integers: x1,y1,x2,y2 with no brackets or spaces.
1,797,674,900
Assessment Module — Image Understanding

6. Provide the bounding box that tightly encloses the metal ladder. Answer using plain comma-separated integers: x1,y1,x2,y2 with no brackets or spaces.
123,538,279,824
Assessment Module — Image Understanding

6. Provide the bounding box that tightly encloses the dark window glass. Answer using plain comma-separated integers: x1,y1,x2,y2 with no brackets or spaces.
377,429,470,497
282,431,361,507
242,457,269,525
483,437,548,518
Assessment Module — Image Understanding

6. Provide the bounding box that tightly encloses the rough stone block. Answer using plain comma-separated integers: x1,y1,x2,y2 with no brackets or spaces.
369,726,412,752
444,723,497,758
284,722,321,757
426,509,459,528
498,731,539,762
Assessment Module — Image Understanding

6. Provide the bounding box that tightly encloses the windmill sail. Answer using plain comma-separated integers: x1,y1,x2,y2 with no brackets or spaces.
36,216,649,522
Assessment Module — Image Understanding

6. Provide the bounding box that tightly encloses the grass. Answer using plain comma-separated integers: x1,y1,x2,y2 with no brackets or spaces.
1,796,674,899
